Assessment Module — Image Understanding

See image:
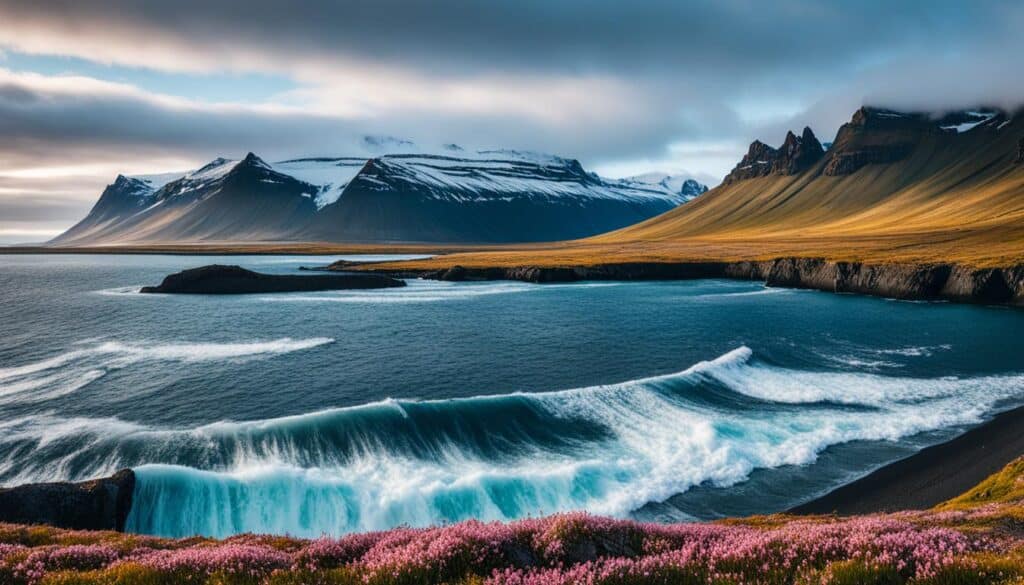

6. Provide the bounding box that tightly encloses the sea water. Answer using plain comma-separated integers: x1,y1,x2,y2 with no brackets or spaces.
0,253,1022,537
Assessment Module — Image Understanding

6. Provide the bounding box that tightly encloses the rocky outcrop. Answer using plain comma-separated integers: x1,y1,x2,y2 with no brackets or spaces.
366,259,1024,306
141,264,405,294
0,470,135,531
823,143,915,176
822,107,934,176
722,127,825,184
1016,137,1024,164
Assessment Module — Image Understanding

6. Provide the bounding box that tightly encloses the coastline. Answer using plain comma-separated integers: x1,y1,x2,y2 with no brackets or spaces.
343,258,1024,306
791,404,1024,515
7,236,1024,306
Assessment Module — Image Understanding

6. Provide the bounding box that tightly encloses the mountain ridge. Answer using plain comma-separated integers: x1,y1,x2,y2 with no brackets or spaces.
51,150,706,246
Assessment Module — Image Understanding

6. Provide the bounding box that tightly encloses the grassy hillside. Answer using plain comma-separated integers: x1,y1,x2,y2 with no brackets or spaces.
939,456,1024,511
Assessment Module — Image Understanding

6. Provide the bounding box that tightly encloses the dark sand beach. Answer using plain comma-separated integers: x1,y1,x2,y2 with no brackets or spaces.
792,404,1024,515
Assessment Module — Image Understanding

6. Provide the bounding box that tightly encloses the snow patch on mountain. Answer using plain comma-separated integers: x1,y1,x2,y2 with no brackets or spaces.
131,172,186,192
940,111,998,134
359,155,690,204
273,158,367,209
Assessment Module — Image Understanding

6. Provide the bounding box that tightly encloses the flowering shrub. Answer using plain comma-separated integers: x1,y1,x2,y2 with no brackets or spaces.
14,544,120,583
0,510,1019,585
122,544,292,582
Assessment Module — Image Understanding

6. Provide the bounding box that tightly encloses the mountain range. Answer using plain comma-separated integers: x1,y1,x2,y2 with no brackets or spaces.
359,106,1024,271
50,149,706,245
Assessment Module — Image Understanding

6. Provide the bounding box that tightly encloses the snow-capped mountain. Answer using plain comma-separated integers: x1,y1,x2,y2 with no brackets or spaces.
51,149,706,245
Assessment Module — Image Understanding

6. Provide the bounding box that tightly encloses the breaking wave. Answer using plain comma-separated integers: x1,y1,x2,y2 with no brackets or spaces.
2,346,1022,538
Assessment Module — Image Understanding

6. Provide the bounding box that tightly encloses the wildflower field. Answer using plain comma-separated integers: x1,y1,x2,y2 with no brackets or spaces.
5,459,1024,585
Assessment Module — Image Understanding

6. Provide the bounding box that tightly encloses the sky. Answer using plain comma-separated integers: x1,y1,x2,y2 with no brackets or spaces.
2,0,1024,242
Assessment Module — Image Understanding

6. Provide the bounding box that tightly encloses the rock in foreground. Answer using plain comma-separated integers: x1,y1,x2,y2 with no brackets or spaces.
0,469,134,531
141,264,405,294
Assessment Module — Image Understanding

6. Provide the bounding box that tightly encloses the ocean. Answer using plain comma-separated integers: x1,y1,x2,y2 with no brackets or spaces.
1,253,1022,538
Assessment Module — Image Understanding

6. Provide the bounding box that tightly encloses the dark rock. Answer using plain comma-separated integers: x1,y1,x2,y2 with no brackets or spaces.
765,258,836,290
1006,265,1024,302
837,262,951,300
1017,137,1024,164
384,258,1024,306
0,470,135,531
441,265,469,281
505,266,578,283
823,143,916,176
940,266,1013,303
722,127,824,184
822,107,934,176
140,264,405,294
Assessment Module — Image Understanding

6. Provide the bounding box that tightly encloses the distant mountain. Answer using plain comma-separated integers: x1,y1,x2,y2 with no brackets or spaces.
51,149,706,245
619,173,709,200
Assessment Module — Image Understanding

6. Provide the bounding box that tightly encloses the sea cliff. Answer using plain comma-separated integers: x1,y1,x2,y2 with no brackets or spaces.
338,258,1024,306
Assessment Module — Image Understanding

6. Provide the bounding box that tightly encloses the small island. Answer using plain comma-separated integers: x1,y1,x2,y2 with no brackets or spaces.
140,264,405,294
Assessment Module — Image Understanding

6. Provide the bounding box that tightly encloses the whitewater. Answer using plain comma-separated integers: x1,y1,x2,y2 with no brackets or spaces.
1,254,1023,538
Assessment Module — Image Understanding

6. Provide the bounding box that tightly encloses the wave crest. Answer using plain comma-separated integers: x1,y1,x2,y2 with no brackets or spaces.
3,345,1022,538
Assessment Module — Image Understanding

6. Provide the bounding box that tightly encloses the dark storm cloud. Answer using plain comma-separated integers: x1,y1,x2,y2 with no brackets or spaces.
1,0,1024,235
2,0,1022,144
1,0,1022,153
0,71,689,165
0,0,1014,78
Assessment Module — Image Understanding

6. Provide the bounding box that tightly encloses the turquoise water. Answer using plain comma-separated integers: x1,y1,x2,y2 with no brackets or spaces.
0,254,1022,537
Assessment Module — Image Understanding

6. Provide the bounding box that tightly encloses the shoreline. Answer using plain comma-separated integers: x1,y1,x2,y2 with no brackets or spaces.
5,243,1022,306
791,404,1024,515
343,258,1024,306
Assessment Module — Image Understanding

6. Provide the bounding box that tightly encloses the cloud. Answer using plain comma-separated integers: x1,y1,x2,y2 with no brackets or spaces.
1,0,1023,235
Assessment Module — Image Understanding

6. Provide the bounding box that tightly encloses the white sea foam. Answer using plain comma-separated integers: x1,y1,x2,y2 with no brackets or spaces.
6,345,1023,538
874,344,953,357
95,286,144,296
257,280,620,304
693,287,792,299
0,338,333,405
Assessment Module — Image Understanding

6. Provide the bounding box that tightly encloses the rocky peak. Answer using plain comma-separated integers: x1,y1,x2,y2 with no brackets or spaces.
106,175,152,199
723,129,824,184
822,107,933,176
235,152,273,172
850,107,931,130
191,157,232,176
680,179,709,198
